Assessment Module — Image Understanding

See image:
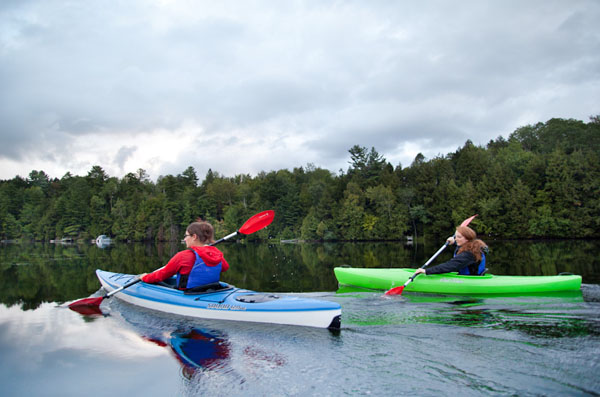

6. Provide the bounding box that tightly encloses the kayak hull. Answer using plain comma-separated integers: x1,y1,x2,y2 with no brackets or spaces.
96,270,341,329
334,267,582,295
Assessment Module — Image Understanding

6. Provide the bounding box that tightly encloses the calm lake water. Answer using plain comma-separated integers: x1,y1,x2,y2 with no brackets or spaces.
1,239,599,396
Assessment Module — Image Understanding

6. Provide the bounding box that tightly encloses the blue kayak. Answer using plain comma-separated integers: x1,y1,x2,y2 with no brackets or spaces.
96,270,341,329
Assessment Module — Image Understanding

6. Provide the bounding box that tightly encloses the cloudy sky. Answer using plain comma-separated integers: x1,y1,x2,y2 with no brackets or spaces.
1,0,599,181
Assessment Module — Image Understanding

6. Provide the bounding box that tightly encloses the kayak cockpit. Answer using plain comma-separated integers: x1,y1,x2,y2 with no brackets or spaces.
183,282,234,295
155,276,235,295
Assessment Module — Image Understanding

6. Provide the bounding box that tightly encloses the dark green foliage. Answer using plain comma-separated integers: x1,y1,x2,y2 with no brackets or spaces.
0,116,599,241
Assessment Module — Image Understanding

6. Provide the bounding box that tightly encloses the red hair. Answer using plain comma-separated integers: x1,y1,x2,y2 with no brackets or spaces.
456,225,487,262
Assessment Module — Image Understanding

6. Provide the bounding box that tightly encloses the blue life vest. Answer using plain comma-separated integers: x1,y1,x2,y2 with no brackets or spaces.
177,249,222,289
456,247,487,276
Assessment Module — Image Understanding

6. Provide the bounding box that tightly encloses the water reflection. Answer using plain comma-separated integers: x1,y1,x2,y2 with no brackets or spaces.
1,238,598,396
170,329,230,371
1,290,599,395
142,327,288,380
143,328,232,378
95,235,112,248
0,240,598,312
336,286,600,339
106,298,292,384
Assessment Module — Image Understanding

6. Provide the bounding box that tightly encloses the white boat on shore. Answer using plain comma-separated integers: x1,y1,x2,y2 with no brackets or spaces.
95,235,112,247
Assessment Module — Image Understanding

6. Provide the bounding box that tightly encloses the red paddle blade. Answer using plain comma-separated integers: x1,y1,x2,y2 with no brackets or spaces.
69,304,104,316
461,214,478,227
68,296,104,309
239,210,275,235
384,286,405,295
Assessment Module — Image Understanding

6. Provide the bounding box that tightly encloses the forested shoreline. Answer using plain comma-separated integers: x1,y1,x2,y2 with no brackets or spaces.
1,116,599,242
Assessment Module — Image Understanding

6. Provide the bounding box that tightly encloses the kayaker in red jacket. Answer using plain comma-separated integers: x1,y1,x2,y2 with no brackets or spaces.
141,220,229,289
414,225,488,276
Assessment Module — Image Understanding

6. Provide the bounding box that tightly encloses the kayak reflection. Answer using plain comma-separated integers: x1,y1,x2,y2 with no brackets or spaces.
336,285,585,301
143,328,230,375
143,326,286,377
335,286,597,337
170,329,230,371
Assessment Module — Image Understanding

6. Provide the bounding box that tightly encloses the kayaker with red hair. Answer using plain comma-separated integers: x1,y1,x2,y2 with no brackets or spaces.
141,220,230,289
414,225,488,276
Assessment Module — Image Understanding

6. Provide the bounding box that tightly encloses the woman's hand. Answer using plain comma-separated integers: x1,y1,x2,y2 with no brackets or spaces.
446,235,456,245
414,268,426,275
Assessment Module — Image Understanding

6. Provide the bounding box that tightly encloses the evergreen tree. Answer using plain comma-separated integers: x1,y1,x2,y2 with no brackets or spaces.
0,116,598,241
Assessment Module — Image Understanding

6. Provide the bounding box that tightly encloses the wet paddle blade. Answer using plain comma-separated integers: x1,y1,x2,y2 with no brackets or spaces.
68,303,104,316
239,210,275,235
68,296,104,310
384,286,405,295
384,214,478,297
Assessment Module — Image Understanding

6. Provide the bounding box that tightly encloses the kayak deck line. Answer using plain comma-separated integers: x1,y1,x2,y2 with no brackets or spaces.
107,281,338,312
105,272,243,306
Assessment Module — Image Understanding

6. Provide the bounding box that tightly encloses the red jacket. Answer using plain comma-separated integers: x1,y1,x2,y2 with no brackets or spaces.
141,246,229,284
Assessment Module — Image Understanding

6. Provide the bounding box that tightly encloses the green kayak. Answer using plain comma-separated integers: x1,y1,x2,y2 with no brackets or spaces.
333,267,582,295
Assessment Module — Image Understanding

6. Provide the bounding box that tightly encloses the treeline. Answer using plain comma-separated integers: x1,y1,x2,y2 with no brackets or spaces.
1,116,599,242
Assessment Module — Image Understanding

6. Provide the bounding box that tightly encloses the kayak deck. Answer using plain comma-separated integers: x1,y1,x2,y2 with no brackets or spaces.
334,267,582,294
97,270,341,329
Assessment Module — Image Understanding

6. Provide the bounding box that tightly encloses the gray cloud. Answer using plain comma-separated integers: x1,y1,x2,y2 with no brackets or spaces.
115,146,137,172
1,0,599,180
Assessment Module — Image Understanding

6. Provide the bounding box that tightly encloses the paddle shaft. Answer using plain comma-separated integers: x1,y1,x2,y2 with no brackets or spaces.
403,241,450,286
70,210,274,309
213,231,239,246
103,233,232,299
408,215,478,281
385,214,477,295
105,276,142,298
384,240,451,295
212,210,275,245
